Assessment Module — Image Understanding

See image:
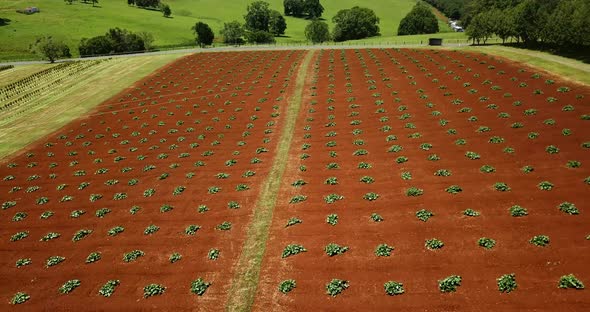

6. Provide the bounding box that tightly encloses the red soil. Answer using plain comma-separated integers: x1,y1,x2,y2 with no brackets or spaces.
253,48,590,311
0,50,304,310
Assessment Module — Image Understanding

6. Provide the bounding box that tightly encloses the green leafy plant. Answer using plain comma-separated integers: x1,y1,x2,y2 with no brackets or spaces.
86,252,101,264
465,151,480,160
546,145,560,154
279,280,296,294
384,281,405,296
326,279,349,297
497,274,517,293
375,244,394,256
282,244,307,258
558,274,585,289
289,195,307,204
494,182,511,192
559,202,579,215
434,169,451,177
99,280,120,297
325,243,349,256
478,237,496,249
363,192,379,201
95,208,111,218
40,232,60,242
208,248,220,260
416,209,434,222
439,275,462,292
59,279,81,294
16,258,32,267
566,160,581,168
530,235,550,247
406,187,423,196
144,225,159,235
46,256,65,267
169,252,182,263
123,250,145,262
371,213,384,222
143,284,166,298
10,292,30,304
425,238,444,250
190,278,211,296
446,185,462,194
510,205,528,217
291,179,307,187
522,165,534,173
463,209,480,217
538,181,554,191
72,229,92,242
324,194,343,204
216,221,232,231
11,231,29,242
286,217,302,227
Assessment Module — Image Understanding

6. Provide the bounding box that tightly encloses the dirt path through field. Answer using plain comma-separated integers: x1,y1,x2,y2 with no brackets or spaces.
225,50,316,312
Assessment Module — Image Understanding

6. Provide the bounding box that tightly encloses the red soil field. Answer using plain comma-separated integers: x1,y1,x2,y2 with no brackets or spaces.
1,48,589,311
253,48,590,311
0,50,304,310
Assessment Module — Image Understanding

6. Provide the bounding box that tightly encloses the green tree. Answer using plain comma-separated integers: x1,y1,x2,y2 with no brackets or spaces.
491,8,516,44
192,22,214,47
332,7,380,42
305,20,330,43
397,2,439,36
466,12,494,44
221,21,245,45
30,36,71,63
245,30,275,44
244,1,271,32
269,10,287,36
160,3,171,17
284,0,304,16
137,31,155,50
305,0,324,18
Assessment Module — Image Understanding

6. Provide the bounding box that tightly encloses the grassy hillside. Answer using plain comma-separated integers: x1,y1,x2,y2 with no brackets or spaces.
0,0,462,60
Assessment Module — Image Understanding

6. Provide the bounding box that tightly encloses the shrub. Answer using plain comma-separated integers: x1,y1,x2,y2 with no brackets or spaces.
282,244,307,258
406,187,423,196
463,209,480,217
446,185,462,194
143,284,166,298
559,202,579,215
558,274,585,289
530,235,550,247
123,250,145,262
497,274,517,293
425,238,444,250
438,275,461,292
99,280,120,297
494,182,510,192
478,237,496,249
86,252,101,264
59,280,81,294
325,243,349,256
538,181,554,191
416,209,434,222
190,278,211,296
326,279,349,296
375,244,394,256
384,281,405,296
279,280,296,294
10,292,30,304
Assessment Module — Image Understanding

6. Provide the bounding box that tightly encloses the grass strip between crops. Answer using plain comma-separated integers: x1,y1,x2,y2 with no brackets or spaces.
0,54,185,160
225,50,315,312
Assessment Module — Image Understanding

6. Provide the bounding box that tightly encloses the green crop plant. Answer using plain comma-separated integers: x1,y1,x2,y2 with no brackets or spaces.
108,226,125,236
530,235,550,247
401,171,412,180
546,145,560,154
324,177,338,185
425,239,444,250
360,176,375,184
326,214,339,226
388,145,403,153
371,213,384,222
95,208,111,218
489,136,504,144
480,165,495,173
416,209,434,222
143,284,166,298
566,160,581,168
40,232,60,242
185,225,201,235
396,156,409,164
463,209,480,217
46,256,65,267
72,229,92,242
16,258,32,267
358,162,372,169
363,192,379,201
509,205,529,217
375,244,394,257
559,202,579,215
99,280,120,297
190,278,211,296
84,251,101,263
130,205,141,215
286,217,302,227
384,281,405,296
497,274,517,293
439,275,462,292
478,237,496,249
279,280,296,294
406,187,424,196
208,249,220,260
13,212,27,221
558,274,585,289
289,195,307,204
123,250,145,262
10,292,30,304
522,165,534,173
59,280,81,294
173,186,186,195
325,243,349,256
446,185,462,194
144,225,159,235
11,231,29,242
169,252,182,263
324,194,343,204
538,181,554,191
326,279,349,297
291,180,307,187
465,151,481,160
216,221,232,231
236,184,249,191
282,244,307,258
326,162,339,169
40,211,54,219
494,182,511,192
435,169,452,177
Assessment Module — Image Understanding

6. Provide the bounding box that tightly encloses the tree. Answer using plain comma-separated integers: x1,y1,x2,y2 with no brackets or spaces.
466,12,493,44
78,28,146,56
221,21,245,45
397,3,439,36
192,22,214,47
160,3,171,17
79,35,112,56
491,8,516,44
305,0,324,18
269,10,287,36
30,36,71,63
137,31,155,50
245,30,275,44
244,1,271,32
332,7,380,42
284,0,304,17
305,20,330,43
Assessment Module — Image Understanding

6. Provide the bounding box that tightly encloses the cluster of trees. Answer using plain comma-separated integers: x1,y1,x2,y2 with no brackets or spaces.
465,0,590,46
29,36,71,63
398,2,439,36
243,1,287,42
423,0,466,20
332,7,380,42
128,0,171,17
283,0,324,19
64,0,99,6
79,28,153,56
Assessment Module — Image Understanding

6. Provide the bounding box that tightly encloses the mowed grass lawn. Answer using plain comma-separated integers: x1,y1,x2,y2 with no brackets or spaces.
0,0,447,60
